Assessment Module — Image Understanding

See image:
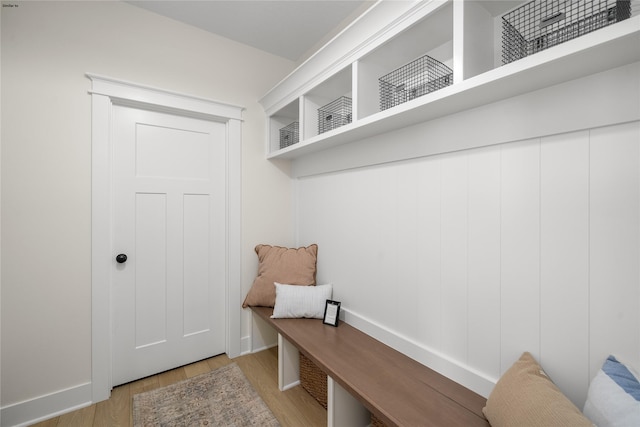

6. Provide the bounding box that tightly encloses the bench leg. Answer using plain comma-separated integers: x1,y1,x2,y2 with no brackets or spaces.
327,376,370,427
278,333,300,391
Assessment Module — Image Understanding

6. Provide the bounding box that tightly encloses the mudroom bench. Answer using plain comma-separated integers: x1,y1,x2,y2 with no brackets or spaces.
251,306,489,427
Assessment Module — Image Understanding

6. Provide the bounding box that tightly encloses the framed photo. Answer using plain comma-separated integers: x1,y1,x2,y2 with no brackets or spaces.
323,300,341,327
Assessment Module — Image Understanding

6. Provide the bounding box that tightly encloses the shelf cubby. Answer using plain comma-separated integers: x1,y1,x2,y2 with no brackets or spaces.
357,1,454,119
262,0,640,160
268,98,300,153
301,64,353,141
455,0,515,80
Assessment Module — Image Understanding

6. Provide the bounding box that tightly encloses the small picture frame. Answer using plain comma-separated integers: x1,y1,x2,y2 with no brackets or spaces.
323,300,341,327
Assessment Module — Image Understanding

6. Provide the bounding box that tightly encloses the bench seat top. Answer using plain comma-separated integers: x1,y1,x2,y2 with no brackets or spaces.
252,306,489,427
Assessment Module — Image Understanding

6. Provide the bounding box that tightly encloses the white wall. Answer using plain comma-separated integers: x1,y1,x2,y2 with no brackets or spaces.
295,63,640,408
1,0,294,422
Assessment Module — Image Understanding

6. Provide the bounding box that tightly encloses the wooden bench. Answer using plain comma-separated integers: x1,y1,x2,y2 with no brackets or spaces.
251,306,489,427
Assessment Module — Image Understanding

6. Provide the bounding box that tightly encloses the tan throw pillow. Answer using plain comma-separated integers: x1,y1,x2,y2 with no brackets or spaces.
242,244,318,308
483,352,593,427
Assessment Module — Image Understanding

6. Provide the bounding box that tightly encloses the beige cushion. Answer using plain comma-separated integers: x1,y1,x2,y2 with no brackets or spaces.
242,244,318,308
483,352,593,427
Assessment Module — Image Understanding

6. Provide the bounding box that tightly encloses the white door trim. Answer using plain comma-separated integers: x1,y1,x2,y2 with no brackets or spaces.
87,73,244,403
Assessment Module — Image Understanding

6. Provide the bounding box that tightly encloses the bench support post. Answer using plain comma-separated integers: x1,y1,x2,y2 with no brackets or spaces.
278,333,300,391
327,376,370,427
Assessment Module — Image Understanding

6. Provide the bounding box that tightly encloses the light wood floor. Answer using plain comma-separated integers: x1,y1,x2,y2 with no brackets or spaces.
30,347,326,427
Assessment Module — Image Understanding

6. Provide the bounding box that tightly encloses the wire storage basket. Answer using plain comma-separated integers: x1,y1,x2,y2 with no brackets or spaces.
502,0,632,65
279,121,299,149
379,54,453,111
318,96,352,134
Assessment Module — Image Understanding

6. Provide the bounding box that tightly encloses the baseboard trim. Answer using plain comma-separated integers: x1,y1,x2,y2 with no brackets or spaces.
250,343,276,354
341,308,495,398
240,335,252,355
1,382,92,427
281,380,301,391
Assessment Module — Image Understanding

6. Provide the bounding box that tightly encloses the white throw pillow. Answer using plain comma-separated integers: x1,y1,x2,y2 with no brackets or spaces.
271,282,332,319
583,355,640,427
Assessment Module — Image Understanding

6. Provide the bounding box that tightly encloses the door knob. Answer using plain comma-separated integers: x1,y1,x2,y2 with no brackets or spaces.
115,254,128,264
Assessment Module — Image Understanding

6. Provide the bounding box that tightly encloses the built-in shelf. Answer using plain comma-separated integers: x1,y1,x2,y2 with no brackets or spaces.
262,0,640,160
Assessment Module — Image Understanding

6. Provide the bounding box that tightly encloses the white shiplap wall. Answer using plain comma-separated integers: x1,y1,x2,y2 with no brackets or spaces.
295,120,640,407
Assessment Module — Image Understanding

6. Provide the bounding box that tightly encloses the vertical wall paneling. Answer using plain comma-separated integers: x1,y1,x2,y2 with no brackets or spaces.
499,139,541,372
467,146,501,379
360,167,397,328
318,173,361,301
440,152,468,361
416,157,442,348
396,163,420,339
540,131,590,406
589,122,640,378
296,169,387,321
294,120,640,400
336,169,374,312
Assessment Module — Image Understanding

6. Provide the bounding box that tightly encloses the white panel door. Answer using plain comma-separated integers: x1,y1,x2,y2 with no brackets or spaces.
111,105,226,386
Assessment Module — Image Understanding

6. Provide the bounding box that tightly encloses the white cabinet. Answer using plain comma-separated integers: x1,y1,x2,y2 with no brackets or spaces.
261,0,640,160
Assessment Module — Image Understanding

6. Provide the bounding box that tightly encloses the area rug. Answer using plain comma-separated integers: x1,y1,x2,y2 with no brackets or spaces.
133,363,280,426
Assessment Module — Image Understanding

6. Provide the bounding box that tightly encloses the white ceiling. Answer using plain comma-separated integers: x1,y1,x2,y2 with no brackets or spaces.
128,0,375,62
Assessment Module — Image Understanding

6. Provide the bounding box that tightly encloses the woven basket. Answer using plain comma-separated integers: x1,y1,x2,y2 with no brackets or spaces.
299,353,328,409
